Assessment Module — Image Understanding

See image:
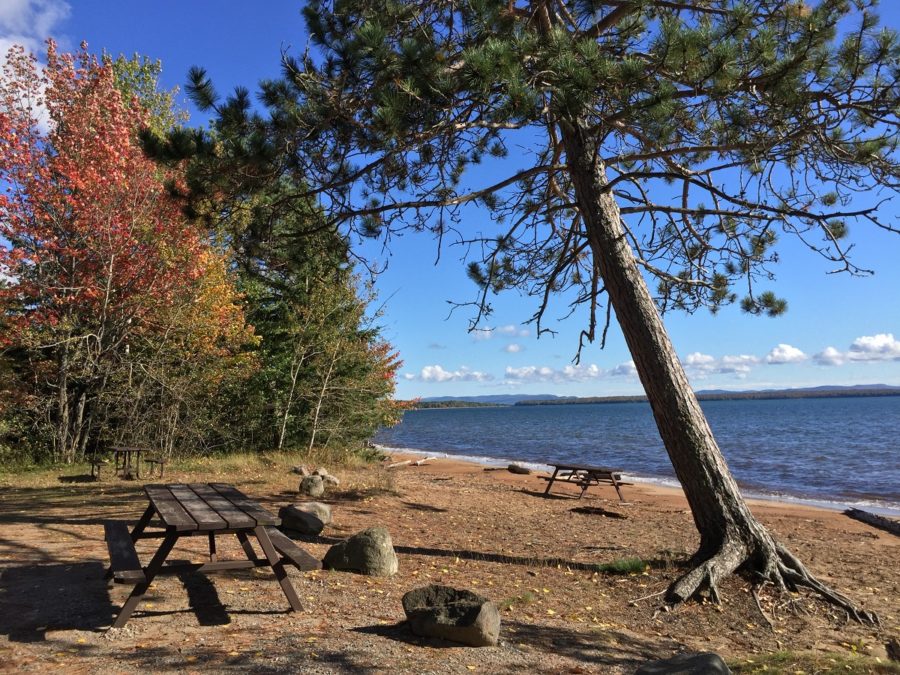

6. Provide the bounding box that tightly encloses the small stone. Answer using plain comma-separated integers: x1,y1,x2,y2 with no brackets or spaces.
313,467,330,477
299,475,325,497
507,464,531,475
402,585,500,647
322,527,398,577
290,465,310,476
635,653,731,675
321,474,340,487
279,503,332,535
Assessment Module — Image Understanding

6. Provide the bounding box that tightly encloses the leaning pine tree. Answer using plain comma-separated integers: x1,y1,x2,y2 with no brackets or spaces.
163,0,899,620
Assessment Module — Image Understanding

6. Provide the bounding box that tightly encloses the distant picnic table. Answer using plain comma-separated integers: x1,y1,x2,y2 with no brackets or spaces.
110,446,144,479
104,482,320,628
541,463,628,501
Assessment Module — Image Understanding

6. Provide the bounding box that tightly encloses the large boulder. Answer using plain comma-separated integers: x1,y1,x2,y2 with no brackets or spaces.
279,503,332,536
635,653,731,675
322,527,398,577
402,585,500,647
299,475,325,498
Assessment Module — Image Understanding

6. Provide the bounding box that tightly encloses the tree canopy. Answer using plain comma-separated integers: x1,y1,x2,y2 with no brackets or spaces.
0,41,400,464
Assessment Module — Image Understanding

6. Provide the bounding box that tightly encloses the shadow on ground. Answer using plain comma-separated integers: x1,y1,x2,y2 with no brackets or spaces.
353,618,684,671
0,561,114,640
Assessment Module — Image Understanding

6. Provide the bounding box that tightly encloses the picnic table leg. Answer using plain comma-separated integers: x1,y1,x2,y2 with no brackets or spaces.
236,531,260,562
610,474,625,502
208,532,217,561
543,466,561,495
253,526,302,612
111,532,178,628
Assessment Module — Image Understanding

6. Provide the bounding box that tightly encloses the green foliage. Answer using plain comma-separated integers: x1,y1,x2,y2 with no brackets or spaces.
108,52,186,135
205,178,403,455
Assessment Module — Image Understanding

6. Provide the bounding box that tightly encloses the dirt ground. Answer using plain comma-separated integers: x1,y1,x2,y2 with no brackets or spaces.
0,453,898,674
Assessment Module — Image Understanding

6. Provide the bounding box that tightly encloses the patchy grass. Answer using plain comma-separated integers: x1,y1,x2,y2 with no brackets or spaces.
500,591,539,610
730,650,900,674
596,557,647,575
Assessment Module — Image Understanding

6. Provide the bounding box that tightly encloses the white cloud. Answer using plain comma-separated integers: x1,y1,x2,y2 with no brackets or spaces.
471,324,530,341
847,333,900,361
684,352,760,379
814,346,845,366
812,334,900,367
766,344,807,364
497,324,530,338
609,360,637,377
505,364,603,383
0,0,69,55
413,364,493,383
504,343,522,353
684,352,715,367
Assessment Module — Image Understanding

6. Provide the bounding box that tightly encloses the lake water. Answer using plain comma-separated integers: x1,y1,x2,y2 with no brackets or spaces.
374,396,900,515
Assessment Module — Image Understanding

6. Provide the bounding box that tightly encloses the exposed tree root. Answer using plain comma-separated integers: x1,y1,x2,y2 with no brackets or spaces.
665,535,879,625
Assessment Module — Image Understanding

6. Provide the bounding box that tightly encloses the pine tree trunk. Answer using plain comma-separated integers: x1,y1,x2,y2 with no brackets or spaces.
560,120,875,621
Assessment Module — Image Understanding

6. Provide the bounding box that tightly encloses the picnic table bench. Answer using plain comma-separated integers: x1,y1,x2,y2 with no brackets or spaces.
541,463,628,501
104,482,320,628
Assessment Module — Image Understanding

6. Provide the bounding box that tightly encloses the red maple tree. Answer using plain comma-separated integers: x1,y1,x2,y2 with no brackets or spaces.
0,42,252,461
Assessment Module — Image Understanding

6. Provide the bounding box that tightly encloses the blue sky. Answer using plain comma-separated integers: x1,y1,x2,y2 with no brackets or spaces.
3,1,899,399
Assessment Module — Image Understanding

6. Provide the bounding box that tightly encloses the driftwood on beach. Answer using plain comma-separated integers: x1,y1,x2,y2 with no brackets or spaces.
844,508,900,536
387,457,436,469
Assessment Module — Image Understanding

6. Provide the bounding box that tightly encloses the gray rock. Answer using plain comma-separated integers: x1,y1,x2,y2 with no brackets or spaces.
299,475,325,497
322,527,398,577
321,474,340,487
507,463,531,475
279,503,332,535
291,465,310,476
313,467,330,477
635,653,731,675
402,585,500,647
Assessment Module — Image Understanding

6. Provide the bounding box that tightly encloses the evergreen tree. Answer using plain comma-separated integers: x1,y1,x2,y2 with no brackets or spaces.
159,1,899,619
198,179,402,453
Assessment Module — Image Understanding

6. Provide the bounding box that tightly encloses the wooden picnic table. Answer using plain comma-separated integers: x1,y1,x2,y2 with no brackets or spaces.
541,463,627,501
104,482,320,628
110,446,145,479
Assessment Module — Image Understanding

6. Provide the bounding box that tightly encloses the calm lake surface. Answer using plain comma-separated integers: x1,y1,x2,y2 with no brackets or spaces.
375,396,900,514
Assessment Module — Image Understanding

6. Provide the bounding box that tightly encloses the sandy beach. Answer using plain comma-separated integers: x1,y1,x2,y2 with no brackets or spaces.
0,452,897,673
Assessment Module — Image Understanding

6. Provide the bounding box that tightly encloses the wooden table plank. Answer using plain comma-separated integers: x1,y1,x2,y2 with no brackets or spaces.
209,483,279,526
188,483,255,529
167,484,227,531
144,484,198,532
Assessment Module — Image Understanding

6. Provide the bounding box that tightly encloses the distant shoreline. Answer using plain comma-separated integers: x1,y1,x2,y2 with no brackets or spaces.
515,387,900,406
405,386,900,409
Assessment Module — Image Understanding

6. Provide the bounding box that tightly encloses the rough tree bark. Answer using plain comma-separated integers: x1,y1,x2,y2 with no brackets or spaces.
561,120,876,623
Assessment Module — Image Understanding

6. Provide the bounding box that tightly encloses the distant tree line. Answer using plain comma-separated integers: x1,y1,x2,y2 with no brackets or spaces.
516,387,900,406
0,43,401,466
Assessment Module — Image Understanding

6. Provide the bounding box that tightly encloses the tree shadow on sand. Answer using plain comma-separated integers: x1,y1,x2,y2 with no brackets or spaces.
354,619,684,671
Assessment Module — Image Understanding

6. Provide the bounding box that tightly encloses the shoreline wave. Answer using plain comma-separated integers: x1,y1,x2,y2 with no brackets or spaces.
374,443,900,518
